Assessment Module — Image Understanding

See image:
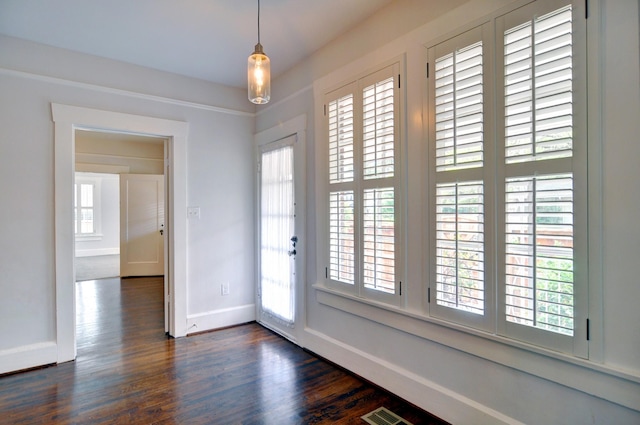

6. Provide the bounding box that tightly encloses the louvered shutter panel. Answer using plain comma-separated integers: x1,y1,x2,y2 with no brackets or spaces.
328,91,356,285
504,6,573,163
329,94,355,184
502,4,576,338
436,181,485,314
363,187,395,293
505,174,574,335
435,41,484,172
432,33,486,319
329,190,355,284
363,77,395,179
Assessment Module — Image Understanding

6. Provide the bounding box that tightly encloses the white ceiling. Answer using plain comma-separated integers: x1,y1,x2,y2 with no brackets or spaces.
0,0,395,88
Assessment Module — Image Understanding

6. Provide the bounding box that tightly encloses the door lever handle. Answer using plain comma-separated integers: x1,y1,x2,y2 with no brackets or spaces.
288,249,297,257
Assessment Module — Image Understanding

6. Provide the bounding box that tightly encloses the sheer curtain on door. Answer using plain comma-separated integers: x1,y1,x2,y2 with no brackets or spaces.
260,142,295,324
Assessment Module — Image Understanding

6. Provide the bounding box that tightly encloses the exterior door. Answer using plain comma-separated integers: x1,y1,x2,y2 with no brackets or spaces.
258,136,299,338
120,174,165,277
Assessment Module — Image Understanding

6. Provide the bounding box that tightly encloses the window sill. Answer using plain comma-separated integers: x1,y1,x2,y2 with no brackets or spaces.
75,234,103,242
312,282,640,411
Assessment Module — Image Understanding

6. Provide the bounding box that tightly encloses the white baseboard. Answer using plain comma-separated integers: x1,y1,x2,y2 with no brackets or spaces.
75,248,119,257
302,328,524,425
0,341,58,375
186,304,256,335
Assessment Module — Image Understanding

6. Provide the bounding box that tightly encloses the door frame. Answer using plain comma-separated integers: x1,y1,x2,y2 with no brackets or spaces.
254,114,306,344
53,103,189,363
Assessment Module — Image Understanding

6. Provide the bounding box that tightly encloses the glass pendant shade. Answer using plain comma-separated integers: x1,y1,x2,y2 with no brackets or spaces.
248,43,270,104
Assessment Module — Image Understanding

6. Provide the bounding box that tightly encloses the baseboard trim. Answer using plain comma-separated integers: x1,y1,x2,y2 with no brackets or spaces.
302,327,524,425
0,341,58,375
186,304,256,335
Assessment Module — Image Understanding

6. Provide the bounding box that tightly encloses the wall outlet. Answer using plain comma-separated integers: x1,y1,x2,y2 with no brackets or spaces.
187,206,200,219
221,282,230,296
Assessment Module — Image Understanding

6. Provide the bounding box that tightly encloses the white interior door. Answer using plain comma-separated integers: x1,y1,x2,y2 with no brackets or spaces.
120,174,165,277
258,136,299,337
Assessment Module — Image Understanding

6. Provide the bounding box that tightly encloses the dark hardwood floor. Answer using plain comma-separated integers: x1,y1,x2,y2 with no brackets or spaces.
0,277,448,424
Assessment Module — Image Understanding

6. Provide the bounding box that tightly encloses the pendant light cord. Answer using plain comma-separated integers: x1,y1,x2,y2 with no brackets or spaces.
257,0,261,45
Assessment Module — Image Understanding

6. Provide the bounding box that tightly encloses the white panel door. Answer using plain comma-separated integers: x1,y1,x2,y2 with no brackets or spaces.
120,174,165,277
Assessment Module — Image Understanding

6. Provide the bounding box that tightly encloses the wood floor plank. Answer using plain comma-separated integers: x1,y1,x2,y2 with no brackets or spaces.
0,277,448,424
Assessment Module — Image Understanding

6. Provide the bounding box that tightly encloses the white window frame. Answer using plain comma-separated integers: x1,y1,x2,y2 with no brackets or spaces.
74,173,103,241
425,0,588,356
319,58,405,306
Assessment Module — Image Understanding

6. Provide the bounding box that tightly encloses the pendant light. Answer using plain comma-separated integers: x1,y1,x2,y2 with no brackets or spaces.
248,0,270,104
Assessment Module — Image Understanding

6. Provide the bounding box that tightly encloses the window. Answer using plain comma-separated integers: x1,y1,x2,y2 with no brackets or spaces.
324,62,402,302
427,1,586,355
74,173,103,240
75,182,95,235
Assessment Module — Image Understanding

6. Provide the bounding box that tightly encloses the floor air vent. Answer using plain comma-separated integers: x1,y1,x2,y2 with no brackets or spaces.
361,407,414,425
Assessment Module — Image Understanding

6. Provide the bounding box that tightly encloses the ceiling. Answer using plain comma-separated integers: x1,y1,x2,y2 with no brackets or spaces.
0,0,395,88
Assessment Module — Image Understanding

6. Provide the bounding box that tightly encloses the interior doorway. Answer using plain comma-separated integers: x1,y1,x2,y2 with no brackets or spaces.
53,103,189,364
74,130,167,281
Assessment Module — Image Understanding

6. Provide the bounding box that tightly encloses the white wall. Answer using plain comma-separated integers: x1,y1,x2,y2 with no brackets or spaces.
257,0,640,424
0,35,256,364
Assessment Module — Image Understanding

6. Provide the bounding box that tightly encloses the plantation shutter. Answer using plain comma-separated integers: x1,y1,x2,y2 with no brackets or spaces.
328,90,357,285
497,1,586,356
326,62,401,301
429,25,492,330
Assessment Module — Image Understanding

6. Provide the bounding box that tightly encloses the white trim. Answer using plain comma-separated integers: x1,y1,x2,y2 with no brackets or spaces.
53,103,189,364
313,284,640,411
0,342,57,375
585,0,604,364
303,327,524,425
186,304,256,334
255,84,313,116
75,163,130,174
1,67,253,117
75,247,119,257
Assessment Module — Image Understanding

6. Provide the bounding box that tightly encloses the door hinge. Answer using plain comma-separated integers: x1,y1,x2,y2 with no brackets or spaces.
428,287,431,303
586,318,590,340
585,0,589,19
325,267,328,279
426,62,430,79
398,74,401,89
324,104,327,116
399,281,402,296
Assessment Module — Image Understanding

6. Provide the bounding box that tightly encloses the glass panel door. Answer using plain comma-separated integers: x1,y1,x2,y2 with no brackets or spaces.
260,140,295,325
